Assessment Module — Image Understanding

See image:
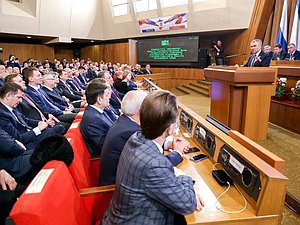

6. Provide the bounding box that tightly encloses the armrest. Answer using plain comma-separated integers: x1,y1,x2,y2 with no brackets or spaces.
79,185,115,197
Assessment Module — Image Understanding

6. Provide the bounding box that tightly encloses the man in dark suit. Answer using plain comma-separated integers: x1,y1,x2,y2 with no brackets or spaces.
271,43,287,60
42,73,81,112
100,90,186,186
0,65,5,89
24,68,77,125
0,128,34,181
113,70,123,93
0,83,65,150
285,43,300,60
102,90,204,225
244,39,271,67
57,70,84,102
78,66,89,85
142,64,153,74
80,78,115,156
98,70,124,111
263,45,273,58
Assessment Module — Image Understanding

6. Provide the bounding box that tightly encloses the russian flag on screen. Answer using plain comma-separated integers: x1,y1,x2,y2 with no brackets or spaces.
290,0,300,50
276,0,288,51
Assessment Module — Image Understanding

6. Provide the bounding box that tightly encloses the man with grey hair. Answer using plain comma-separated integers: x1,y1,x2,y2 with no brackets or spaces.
244,39,271,67
263,45,273,58
285,43,300,60
99,90,187,186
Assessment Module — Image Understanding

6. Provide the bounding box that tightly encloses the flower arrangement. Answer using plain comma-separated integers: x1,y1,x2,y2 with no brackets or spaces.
290,80,300,100
275,77,287,98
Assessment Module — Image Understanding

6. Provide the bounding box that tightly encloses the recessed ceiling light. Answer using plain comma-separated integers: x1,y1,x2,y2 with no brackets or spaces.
27,36,31,39
91,40,94,42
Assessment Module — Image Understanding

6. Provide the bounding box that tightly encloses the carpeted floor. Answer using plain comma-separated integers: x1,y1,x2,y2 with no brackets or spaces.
172,90,300,225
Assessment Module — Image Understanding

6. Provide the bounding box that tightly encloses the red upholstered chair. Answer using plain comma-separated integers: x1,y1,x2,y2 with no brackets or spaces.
8,160,91,225
65,132,100,189
8,160,115,225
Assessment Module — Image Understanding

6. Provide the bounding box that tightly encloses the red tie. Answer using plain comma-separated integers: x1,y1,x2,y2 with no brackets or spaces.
22,93,47,122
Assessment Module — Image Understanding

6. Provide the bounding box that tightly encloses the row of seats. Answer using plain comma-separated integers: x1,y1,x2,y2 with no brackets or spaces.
7,108,115,225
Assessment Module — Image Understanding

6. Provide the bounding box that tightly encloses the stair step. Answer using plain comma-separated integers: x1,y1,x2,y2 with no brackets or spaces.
190,82,209,90
175,86,191,94
198,80,211,85
182,84,209,96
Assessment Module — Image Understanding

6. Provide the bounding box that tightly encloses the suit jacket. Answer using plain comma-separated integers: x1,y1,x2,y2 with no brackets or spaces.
0,78,4,89
271,51,287,60
26,85,63,116
113,78,123,93
87,68,97,80
110,86,124,110
244,50,271,67
100,115,183,186
0,102,39,145
57,80,82,102
142,69,153,74
41,86,68,110
80,105,114,156
0,128,33,178
102,131,196,225
67,79,83,92
73,76,87,90
16,93,48,121
285,50,300,60
78,73,88,84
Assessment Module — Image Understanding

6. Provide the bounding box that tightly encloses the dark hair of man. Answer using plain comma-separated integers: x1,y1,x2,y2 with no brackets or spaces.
0,82,23,98
140,90,178,140
274,43,282,49
5,73,19,83
23,67,36,83
86,78,108,105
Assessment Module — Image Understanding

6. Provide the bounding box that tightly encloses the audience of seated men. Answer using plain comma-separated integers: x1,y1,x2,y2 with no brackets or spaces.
5,73,69,130
80,78,115,157
99,90,187,186
102,90,204,225
64,68,84,93
285,43,300,60
271,43,287,60
42,73,80,114
0,83,65,150
24,68,77,126
72,70,88,90
77,66,89,85
57,69,84,104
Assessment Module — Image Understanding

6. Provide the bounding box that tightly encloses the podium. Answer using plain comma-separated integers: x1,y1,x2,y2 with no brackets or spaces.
204,66,276,140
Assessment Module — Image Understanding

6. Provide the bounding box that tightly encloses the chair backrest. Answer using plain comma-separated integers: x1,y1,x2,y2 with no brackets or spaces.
65,131,99,189
9,160,91,225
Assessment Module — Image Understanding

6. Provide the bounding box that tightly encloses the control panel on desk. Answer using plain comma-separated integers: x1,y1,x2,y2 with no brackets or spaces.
194,123,216,157
218,145,262,201
180,111,193,133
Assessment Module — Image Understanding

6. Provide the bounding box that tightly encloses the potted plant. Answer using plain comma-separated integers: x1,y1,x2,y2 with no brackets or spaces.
275,77,287,100
290,80,300,103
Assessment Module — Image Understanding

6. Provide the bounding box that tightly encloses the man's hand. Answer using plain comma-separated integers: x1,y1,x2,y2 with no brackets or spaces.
195,192,205,211
0,170,17,191
38,121,48,131
172,137,190,154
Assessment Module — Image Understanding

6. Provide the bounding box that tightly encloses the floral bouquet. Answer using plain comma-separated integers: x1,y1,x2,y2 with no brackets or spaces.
275,77,287,98
290,80,300,100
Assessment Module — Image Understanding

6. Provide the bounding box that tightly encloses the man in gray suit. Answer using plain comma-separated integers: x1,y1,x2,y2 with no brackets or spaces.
102,90,204,225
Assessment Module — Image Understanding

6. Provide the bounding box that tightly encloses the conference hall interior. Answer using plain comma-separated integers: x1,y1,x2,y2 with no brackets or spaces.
0,0,299,225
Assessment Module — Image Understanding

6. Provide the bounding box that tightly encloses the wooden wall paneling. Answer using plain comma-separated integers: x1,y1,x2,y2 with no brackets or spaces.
128,39,137,65
0,42,55,62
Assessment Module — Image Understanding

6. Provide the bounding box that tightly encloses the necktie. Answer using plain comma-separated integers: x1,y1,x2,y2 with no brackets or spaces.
250,55,256,67
290,54,294,60
80,74,87,84
22,93,47,122
64,82,74,94
12,109,32,130
38,88,61,112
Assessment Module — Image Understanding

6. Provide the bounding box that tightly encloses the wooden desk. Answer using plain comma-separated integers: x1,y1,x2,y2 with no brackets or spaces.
142,78,287,225
204,67,276,141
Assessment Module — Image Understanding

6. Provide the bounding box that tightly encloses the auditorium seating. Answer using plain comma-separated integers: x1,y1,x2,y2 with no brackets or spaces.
65,118,100,189
8,160,114,225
